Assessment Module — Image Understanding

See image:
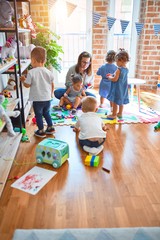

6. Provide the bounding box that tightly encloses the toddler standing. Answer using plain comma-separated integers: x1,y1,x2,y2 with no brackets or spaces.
97,50,117,108
107,49,130,119
20,46,55,138
73,96,107,155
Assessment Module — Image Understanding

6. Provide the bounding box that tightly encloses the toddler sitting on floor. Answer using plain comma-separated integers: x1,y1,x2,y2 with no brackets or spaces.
73,96,108,155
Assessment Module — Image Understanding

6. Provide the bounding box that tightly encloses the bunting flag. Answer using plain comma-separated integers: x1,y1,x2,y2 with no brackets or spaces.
66,2,77,17
153,24,160,36
93,12,101,26
120,20,129,33
107,16,116,30
135,22,144,35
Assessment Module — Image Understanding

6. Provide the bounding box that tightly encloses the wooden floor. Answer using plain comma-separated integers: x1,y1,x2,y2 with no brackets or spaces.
0,89,160,240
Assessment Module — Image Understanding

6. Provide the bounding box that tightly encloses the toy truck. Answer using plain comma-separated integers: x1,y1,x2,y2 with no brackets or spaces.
36,138,69,168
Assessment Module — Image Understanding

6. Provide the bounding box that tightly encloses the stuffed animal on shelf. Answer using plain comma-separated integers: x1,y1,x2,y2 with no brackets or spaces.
2,89,12,98
24,14,37,38
0,94,20,137
6,76,16,90
0,0,14,28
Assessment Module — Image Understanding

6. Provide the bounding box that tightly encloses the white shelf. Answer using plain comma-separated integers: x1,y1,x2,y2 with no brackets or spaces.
0,59,17,74
0,132,22,197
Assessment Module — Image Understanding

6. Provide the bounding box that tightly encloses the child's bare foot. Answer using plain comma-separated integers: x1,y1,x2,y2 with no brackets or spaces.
107,114,117,119
117,113,123,118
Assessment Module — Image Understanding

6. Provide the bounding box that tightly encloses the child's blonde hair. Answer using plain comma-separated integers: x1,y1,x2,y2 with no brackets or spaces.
31,46,46,63
81,96,97,112
115,48,129,62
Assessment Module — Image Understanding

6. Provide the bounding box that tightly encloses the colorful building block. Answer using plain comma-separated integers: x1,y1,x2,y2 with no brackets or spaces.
85,155,100,167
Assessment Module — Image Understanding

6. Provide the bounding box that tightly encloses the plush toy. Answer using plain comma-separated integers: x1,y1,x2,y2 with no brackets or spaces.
0,94,20,137
0,0,14,28
2,89,12,98
6,77,16,90
24,14,37,38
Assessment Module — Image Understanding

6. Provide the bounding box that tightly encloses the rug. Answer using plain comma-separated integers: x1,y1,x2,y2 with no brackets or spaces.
12,227,160,240
50,98,160,125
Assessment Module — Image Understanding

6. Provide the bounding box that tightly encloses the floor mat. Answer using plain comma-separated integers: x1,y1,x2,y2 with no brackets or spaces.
50,98,160,125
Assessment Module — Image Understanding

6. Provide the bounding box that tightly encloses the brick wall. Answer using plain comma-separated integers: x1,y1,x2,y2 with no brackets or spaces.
135,0,160,89
92,0,109,88
30,0,49,28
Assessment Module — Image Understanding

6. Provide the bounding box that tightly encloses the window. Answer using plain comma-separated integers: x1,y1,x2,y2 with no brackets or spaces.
108,0,140,77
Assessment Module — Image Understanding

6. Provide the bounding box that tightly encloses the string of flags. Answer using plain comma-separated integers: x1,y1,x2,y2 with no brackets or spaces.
93,13,160,36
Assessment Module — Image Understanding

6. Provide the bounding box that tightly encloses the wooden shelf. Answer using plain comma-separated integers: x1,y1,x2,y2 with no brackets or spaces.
0,132,22,197
0,28,30,33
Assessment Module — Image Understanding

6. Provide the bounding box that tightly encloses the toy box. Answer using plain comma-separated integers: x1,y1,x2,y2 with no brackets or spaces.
85,155,99,167
36,138,69,168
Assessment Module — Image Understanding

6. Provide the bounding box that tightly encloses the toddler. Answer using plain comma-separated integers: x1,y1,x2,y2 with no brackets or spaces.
59,74,86,115
97,50,117,108
107,49,130,119
73,96,107,155
20,46,55,138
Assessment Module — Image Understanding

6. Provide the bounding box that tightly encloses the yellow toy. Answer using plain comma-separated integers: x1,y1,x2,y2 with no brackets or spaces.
85,155,99,167
66,104,72,110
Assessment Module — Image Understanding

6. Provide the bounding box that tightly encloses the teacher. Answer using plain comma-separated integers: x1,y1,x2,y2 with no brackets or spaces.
54,51,96,99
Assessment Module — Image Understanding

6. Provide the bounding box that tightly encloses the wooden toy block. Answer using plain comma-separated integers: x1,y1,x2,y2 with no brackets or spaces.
85,155,100,167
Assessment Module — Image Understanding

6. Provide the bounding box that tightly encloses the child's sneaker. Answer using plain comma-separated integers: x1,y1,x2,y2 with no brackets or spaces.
45,126,55,135
71,109,77,115
34,130,46,138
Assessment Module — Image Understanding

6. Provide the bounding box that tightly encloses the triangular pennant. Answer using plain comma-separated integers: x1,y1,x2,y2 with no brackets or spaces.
120,20,129,33
48,0,56,9
135,22,144,35
93,12,101,26
107,17,116,31
66,2,77,17
153,24,160,36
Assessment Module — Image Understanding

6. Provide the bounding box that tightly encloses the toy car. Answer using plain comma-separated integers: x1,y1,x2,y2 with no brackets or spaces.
36,138,69,168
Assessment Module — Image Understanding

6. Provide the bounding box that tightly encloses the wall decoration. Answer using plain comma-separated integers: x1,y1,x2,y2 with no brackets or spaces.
107,16,116,30
135,22,144,35
120,20,129,33
93,12,101,26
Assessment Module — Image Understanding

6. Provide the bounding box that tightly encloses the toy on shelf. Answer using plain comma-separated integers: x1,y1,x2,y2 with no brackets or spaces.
0,0,14,28
154,122,160,131
85,155,100,167
36,138,69,168
2,89,12,98
0,94,20,137
6,76,16,90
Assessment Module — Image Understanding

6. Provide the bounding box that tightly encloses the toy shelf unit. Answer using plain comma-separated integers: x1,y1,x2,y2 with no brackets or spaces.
0,0,32,127
0,61,22,198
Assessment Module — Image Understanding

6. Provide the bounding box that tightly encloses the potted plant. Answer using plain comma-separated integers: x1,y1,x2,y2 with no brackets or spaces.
32,23,64,72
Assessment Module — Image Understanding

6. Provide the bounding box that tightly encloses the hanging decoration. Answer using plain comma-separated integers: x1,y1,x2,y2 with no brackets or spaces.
120,20,129,33
153,24,160,36
107,16,116,30
135,23,144,35
93,12,101,26
66,2,77,17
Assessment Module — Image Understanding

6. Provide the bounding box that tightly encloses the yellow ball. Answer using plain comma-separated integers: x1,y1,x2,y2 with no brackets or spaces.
66,104,72,110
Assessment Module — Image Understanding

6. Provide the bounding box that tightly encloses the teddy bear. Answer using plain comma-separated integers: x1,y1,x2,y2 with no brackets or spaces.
6,76,16,91
0,94,20,137
0,0,14,28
